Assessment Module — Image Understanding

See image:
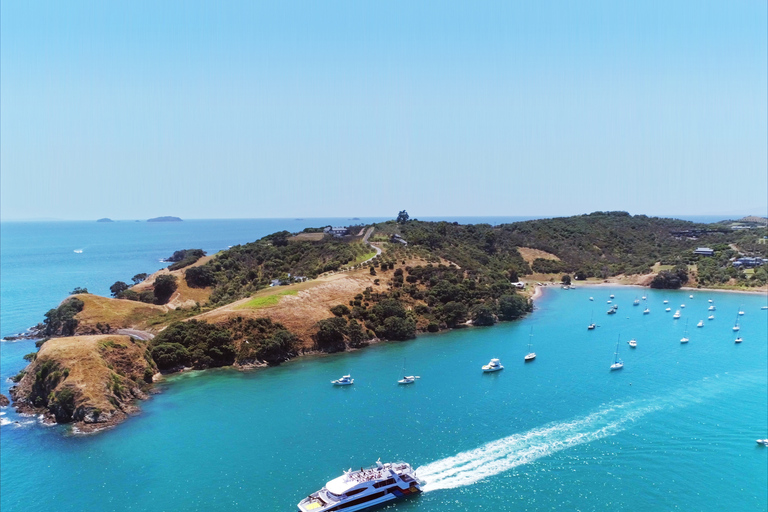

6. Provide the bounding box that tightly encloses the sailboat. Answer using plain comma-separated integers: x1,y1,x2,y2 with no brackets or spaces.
524,328,536,362
633,297,640,306
610,335,624,370
397,359,419,384
587,311,596,330
738,305,744,316
680,320,689,343
732,314,740,332
697,320,704,328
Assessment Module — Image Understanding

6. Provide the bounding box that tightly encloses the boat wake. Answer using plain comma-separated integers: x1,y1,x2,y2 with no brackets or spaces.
417,372,763,492
416,400,661,491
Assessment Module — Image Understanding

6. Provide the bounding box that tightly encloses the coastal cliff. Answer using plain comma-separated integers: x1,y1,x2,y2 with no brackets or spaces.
10,335,156,433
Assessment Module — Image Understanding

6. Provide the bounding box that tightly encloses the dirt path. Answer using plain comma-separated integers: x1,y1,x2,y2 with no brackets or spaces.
116,329,155,340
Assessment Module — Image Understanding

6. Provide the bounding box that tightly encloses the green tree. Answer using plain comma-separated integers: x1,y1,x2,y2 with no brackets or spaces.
110,281,129,297
471,304,496,326
561,275,572,285
153,275,178,304
498,294,530,320
132,273,149,284
396,210,410,224
442,301,468,327
315,317,348,352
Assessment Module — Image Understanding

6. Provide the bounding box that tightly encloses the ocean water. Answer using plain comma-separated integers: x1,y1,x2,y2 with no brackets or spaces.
1,221,767,512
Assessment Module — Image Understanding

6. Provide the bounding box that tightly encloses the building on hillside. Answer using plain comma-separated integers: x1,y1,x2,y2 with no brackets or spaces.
732,257,766,269
324,226,349,237
391,234,408,246
511,281,526,289
694,247,714,256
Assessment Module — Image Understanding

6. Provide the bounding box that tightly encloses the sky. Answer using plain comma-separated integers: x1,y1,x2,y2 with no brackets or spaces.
1,1,766,221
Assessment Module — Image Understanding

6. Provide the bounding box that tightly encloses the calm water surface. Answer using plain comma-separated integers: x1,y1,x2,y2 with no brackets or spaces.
1,220,766,511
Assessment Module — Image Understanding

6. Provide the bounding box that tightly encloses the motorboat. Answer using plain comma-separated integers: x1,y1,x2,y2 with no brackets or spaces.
735,337,743,344
610,294,615,299
762,306,768,310
663,300,669,304
708,305,716,311
673,310,681,319
689,295,693,299
589,297,594,301
643,308,650,314
482,358,504,372
666,307,671,312
398,376,417,385
708,314,715,320
332,375,354,386
628,339,637,348
297,460,422,512
587,323,596,330
610,336,624,370
607,300,612,304
680,304,686,308
633,298,640,306
607,308,617,315
642,296,647,300
757,439,768,446
697,320,704,328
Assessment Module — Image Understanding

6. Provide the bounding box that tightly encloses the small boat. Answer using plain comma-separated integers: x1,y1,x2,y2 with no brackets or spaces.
673,310,681,319
689,294,693,299
607,300,612,304
297,460,423,512
762,306,768,310
642,296,647,301
524,328,536,362
697,320,704,327
589,297,594,301
708,314,715,320
708,299,713,303
73,249,83,254
680,304,686,308
588,323,596,330
587,311,596,330
332,374,354,386
607,308,617,315
738,305,744,316
482,358,504,372
663,300,669,304
757,439,768,446
628,339,637,348
666,307,672,312
397,359,418,385
633,298,640,306
643,308,650,315
735,337,743,344
708,305,716,311
680,320,689,343
732,315,740,332
610,294,615,299
610,336,624,371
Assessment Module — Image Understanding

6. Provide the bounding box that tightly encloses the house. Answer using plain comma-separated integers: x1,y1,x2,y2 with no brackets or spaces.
511,281,526,289
694,247,714,256
391,234,408,246
732,257,766,269
324,226,349,237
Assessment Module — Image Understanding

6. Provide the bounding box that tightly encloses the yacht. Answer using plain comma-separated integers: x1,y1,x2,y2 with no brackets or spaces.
680,320,690,344
708,314,715,320
628,339,637,348
689,295,694,299
587,323,596,330
633,298,640,306
663,300,669,304
610,294,615,299
708,305,716,311
398,376,416,385
643,307,650,314
708,299,713,303
589,297,594,301
732,316,740,332
482,358,504,372
610,336,624,371
607,307,617,315
332,375,354,386
665,307,671,312
642,296,647,301
588,311,596,330
762,306,768,310
735,337,743,344
524,328,536,362
297,460,422,512
607,300,612,304
756,439,768,446
680,304,686,308
697,320,704,328
673,310,681,319
738,306,744,316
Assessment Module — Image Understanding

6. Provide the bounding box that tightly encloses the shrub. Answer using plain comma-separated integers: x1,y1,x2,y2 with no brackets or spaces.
330,304,350,317
153,275,178,304
151,343,191,370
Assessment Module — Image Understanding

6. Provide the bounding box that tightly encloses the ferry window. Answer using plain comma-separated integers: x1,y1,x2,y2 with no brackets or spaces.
329,491,386,510
345,488,364,497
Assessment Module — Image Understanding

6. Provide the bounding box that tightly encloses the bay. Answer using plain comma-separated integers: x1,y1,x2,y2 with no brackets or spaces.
1,219,766,512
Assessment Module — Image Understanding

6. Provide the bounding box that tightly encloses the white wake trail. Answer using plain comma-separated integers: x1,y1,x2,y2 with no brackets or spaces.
416,400,661,491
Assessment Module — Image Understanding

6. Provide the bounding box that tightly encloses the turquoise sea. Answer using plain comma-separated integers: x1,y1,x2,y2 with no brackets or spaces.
1,219,766,511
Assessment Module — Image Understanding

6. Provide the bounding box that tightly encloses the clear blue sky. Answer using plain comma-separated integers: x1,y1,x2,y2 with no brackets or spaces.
2,1,766,221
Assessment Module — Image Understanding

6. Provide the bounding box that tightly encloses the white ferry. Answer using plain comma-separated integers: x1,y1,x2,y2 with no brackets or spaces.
297,460,422,512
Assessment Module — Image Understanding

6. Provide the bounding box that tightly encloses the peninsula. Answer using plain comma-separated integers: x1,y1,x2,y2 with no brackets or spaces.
9,212,767,432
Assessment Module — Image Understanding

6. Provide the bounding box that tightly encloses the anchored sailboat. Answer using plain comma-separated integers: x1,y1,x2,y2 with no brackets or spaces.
524,328,536,362
610,335,624,370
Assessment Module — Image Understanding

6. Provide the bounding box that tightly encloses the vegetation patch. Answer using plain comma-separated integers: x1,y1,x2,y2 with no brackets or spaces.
239,290,298,309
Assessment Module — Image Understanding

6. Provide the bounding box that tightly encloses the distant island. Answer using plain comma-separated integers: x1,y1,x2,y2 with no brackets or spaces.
147,216,182,222
96,218,114,222
8,211,767,433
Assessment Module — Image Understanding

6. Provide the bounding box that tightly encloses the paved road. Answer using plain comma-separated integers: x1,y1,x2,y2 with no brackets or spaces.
116,329,155,340
362,227,382,263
